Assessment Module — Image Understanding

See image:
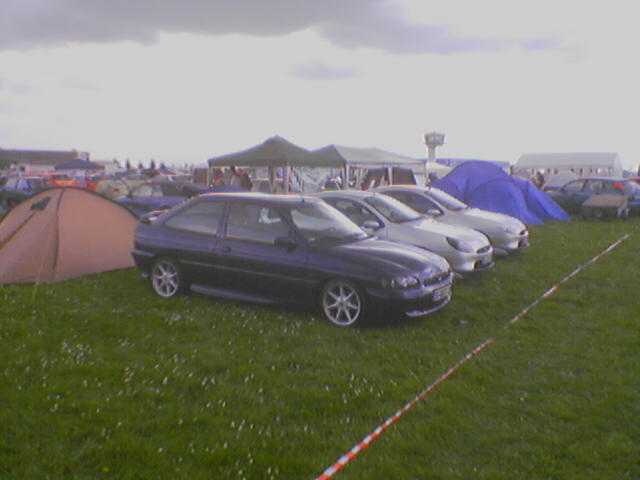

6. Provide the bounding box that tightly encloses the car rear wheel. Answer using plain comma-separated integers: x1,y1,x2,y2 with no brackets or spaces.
321,279,365,327
151,258,184,298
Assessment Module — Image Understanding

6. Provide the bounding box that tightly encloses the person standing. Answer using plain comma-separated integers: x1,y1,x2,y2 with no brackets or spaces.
228,166,243,188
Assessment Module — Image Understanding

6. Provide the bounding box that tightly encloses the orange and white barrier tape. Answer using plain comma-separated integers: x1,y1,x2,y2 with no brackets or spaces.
315,233,630,479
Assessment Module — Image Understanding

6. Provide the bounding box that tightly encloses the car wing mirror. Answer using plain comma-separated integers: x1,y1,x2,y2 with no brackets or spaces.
274,236,298,251
426,208,442,217
361,219,382,230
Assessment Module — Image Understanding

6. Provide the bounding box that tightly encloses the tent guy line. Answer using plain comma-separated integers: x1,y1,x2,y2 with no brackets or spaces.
314,232,630,480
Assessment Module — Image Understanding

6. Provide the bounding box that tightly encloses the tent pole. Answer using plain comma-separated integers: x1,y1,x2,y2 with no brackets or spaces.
268,166,275,193
283,165,290,193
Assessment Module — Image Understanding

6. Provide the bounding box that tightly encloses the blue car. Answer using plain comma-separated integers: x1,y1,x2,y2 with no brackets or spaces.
548,177,640,215
133,193,453,326
115,181,212,217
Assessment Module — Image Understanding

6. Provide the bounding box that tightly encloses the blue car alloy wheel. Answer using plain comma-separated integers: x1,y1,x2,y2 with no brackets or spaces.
151,258,182,298
321,279,364,327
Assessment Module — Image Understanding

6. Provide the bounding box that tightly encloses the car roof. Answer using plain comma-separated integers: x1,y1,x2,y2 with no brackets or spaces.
200,192,321,205
374,185,424,192
316,189,376,200
576,177,628,182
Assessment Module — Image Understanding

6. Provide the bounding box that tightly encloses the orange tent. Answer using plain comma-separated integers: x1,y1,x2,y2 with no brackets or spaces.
0,188,137,284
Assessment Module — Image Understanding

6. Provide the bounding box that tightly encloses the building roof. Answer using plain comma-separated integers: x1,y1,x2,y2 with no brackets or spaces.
516,152,622,170
0,149,85,166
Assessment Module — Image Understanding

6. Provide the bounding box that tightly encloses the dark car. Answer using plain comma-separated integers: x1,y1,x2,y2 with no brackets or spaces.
116,181,213,217
0,176,47,211
549,177,640,215
133,193,453,326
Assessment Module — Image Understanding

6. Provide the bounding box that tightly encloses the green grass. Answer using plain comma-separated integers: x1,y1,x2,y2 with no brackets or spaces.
1,218,639,479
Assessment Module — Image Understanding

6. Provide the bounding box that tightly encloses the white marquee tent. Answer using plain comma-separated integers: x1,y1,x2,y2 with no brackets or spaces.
514,152,623,178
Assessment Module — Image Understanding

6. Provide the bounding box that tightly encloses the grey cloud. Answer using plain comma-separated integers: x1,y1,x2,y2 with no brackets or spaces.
1,0,559,55
290,62,359,80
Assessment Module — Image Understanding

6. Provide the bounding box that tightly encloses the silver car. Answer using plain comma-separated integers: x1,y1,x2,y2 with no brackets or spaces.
374,185,529,255
318,190,494,274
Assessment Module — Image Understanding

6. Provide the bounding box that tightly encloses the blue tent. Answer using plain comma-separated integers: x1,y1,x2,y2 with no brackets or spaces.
432,161,568,224
436,158,511,170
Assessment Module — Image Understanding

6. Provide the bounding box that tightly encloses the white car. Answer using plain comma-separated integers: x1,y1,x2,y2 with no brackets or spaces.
375,185,529,255
318,190,494,274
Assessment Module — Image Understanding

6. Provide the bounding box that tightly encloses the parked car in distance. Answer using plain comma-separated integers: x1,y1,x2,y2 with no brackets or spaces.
133,193,453,326
548,177,640,215
116,181,207,217
374,185,529,255
46,174,77,188
0,176,47,210
317,190,494,273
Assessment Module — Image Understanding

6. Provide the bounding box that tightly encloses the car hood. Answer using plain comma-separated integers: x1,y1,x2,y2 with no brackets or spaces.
448,208,526,233
402,217,490,248
326,237,450,276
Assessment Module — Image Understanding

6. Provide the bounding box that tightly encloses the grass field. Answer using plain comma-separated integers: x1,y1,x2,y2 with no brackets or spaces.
1,218,639,479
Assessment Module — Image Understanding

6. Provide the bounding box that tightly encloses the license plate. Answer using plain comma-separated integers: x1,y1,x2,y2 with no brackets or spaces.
433,285,451,302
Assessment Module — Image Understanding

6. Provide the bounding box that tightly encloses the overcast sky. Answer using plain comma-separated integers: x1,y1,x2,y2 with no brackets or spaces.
1,0,638,168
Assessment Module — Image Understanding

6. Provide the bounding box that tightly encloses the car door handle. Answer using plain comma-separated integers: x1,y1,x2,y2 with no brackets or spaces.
221,246,231,254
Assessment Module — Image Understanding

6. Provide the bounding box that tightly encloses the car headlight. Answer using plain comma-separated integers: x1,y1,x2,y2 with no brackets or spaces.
381,275,419,289
446,237,474,253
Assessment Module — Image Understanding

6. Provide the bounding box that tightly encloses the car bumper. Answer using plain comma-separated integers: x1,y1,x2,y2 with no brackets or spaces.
493,232,529,255
446,247,494,273
131,249,155,272
366,274,453,318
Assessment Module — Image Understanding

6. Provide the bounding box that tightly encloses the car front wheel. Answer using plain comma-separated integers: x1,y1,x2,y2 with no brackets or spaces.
151,258,184,298
321,279,365,327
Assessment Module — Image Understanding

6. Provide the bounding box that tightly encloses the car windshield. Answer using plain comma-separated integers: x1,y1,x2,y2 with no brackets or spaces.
364,195,422,223
288,202,368,244
427,188,468,211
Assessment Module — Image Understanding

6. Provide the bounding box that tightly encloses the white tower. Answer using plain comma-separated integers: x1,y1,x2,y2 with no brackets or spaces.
424,132,445,163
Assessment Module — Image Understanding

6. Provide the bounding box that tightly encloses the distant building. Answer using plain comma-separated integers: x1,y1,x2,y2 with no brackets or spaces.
514,153,623,178
0,148,89,174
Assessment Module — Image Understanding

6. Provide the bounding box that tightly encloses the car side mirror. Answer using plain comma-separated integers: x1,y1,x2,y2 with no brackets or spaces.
361,219,382,230
274,236,298,251
426,208,442,217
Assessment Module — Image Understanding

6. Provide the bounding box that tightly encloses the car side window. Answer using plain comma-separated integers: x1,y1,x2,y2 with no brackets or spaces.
326,199,379,226
583,180,604,194
226,203,290,244
562,180,585,194
164,201,225,235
